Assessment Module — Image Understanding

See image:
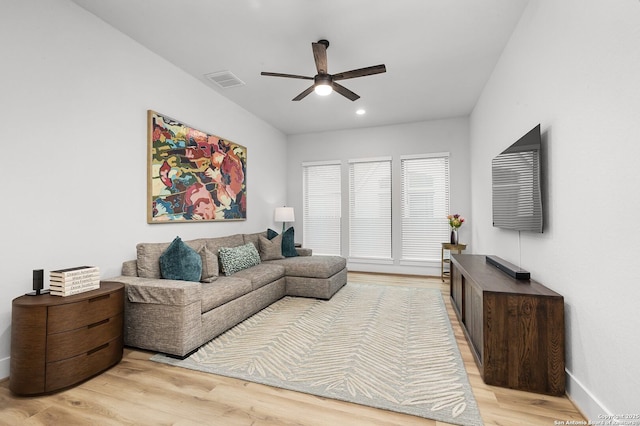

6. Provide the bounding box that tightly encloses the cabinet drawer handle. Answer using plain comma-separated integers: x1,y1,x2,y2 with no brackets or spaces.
87,343,109,355
89,294,109,303
88,318,109,329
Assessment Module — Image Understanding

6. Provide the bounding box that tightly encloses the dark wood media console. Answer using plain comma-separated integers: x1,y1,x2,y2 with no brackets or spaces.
450,254,565,395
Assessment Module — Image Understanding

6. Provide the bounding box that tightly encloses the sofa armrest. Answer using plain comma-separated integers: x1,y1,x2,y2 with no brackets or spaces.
296,248,312,256
105,275,203,357
122,260,138,276
104,275,201,306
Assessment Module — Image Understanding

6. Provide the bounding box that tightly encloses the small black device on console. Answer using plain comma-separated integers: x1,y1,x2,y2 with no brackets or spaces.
27,269,50,296
486,255,530,280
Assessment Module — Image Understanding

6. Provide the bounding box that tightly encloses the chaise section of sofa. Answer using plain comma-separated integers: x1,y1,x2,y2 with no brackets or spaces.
265,255,347,299
108,231,347,357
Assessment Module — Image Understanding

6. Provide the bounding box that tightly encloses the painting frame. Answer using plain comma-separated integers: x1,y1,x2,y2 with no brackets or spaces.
147,110,247,223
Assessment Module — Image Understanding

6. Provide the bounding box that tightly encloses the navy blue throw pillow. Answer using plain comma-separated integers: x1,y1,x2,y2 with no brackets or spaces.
267,228,278,240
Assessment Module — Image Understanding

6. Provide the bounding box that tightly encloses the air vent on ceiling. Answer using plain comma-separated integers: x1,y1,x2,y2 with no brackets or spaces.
204,70,245,89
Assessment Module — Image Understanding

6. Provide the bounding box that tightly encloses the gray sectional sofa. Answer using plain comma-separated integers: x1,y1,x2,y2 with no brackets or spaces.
105,231,347,357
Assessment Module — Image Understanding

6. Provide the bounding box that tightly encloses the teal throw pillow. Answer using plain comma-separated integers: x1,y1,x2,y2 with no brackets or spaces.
268,227,298,257
218,243,261,276
159,236,202,282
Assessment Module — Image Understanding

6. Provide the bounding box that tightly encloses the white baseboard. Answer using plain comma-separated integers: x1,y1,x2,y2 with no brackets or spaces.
566,368,609,422
0,356,9,382
347,262,441,277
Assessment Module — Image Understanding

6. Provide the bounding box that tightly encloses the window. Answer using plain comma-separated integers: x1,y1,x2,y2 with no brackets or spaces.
302,161,341,255
348,158,392,261
401,153,450,262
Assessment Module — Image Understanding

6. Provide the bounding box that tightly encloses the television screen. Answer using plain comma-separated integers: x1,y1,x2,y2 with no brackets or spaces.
492,124,543,233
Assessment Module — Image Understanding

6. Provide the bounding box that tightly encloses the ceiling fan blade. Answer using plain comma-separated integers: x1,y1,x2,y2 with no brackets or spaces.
332,82,360,101
312,42,328,74
332,64,386,81
292,85,315,101
261,71,313,80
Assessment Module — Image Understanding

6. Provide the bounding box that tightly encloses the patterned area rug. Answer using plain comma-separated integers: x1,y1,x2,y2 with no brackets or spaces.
151,283,483,426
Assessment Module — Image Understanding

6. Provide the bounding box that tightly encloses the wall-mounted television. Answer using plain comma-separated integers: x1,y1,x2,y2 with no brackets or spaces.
492,124,543,233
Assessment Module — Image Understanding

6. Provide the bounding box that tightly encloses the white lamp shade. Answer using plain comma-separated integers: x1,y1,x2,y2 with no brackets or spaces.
274,207,295,222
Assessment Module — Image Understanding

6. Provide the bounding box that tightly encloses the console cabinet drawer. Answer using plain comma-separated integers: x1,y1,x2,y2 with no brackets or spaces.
48,290,124,333
47,313,123,362
46,335,123,393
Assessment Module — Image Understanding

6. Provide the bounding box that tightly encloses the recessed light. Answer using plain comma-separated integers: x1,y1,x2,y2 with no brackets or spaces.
356,109,366,115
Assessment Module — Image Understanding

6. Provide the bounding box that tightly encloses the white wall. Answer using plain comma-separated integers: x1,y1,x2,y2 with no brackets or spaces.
287,118,471,276
470,0,640,418
0,0,287,379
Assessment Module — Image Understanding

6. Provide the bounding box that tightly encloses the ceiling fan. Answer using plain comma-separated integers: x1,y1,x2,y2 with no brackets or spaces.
261,39,386,101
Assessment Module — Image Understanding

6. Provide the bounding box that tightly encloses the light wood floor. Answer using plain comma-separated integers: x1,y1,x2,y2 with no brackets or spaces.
0,272,585,425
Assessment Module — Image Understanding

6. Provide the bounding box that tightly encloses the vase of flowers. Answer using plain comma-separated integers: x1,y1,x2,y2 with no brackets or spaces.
447,214,465,245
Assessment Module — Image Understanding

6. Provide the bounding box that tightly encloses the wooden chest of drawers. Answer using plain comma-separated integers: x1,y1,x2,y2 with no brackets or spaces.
10,282,124,395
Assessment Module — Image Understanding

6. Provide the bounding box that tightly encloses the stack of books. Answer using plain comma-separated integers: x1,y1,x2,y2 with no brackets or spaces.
49,266,100,296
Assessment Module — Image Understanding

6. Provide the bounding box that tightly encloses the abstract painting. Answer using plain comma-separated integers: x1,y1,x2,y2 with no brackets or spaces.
147,110,247,223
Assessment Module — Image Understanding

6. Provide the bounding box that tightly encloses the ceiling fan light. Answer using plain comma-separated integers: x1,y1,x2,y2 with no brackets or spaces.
314,83,333,96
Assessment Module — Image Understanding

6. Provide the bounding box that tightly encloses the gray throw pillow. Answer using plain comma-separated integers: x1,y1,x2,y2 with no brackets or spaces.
198,245,219,283
218,243,261,276
259,234,284,261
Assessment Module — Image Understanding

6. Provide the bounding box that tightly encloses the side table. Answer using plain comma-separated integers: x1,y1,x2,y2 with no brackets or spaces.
10,281,124,395
441,243,467,282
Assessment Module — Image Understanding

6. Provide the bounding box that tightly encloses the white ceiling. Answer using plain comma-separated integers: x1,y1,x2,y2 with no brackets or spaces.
71,0,529,135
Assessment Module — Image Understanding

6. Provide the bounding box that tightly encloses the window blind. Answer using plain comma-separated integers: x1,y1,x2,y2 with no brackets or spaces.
302,161,342,255
401,154,450,262
348,158,392,260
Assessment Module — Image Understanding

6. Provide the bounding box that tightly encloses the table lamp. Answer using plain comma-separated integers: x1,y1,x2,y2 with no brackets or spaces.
274,207,295,233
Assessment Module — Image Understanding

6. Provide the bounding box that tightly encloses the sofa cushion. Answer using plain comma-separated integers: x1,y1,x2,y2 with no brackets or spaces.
232,263,286,291
266,255,346,279
219,243,261,276
198,245,219,283
200,276,252,313
243,231,267,251
203,234,245,255
137,239,204,279
267,227,298,257
259,234,284,261
159,237,202,282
